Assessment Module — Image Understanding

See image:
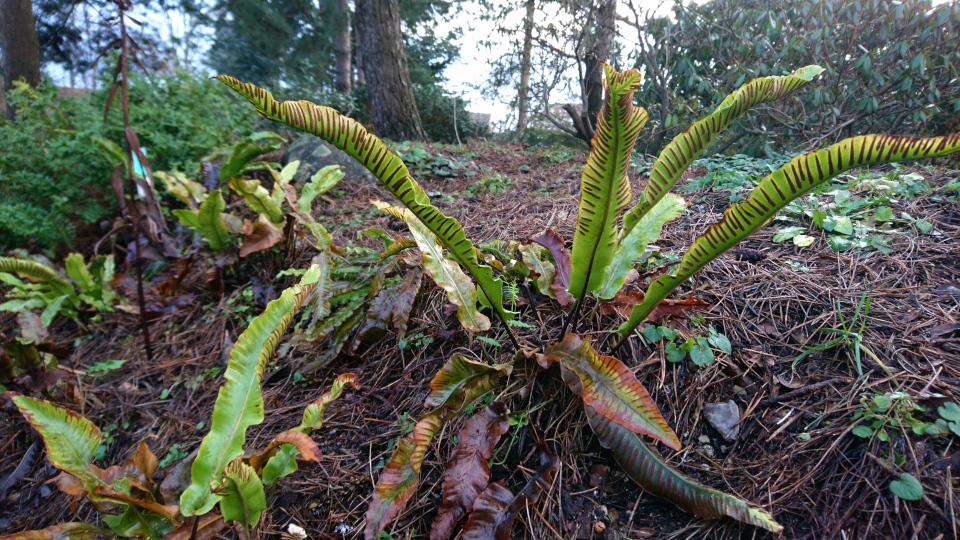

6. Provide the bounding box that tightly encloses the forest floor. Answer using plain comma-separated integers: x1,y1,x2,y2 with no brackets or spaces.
2,141,960,540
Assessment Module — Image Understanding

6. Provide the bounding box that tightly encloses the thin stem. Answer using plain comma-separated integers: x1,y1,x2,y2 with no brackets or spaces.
118,4,154,366
559,293,583,339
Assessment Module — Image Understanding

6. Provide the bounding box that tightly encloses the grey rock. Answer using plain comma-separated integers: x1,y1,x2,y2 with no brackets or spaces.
283,135,377,184
697,434,711,444
703,401,741,442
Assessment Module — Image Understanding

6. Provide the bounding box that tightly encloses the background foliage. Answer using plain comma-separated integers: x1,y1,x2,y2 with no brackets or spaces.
633,0,960,156
0,70,256,253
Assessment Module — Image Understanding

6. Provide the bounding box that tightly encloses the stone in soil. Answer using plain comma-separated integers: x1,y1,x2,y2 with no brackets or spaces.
702,400,742,442
284,135,377,184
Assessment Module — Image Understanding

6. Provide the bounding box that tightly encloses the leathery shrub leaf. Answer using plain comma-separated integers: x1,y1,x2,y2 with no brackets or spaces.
179,265,321,516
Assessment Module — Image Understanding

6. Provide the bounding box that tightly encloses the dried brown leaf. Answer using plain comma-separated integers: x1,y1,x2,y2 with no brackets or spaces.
92,484,181,525
430,402,510,540
602,290,709,322
133,438,159,486
461,439,560,540
531,229,573,305
158,452,194,505
0,522,113,540
365,411,444,539
248,430,321,471
391,267,422,341
161,512,226,540
240,214,284,257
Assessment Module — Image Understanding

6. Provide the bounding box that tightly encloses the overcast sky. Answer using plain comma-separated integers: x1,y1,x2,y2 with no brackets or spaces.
439,0,674,125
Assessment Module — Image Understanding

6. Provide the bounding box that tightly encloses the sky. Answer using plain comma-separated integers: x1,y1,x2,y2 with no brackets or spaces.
438,0,675,125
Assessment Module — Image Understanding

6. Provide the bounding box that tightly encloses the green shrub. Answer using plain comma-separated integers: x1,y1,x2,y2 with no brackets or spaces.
0,82,113,252
100,68,258,176
413,84,488,143
515,127,588,148
0,70,258,253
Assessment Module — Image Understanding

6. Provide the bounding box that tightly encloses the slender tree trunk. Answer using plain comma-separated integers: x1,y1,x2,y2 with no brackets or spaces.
354,0,425,140
582,0,616,130
1,0,41,120
333,0,351,93
355,48,365,88
516,0,535,131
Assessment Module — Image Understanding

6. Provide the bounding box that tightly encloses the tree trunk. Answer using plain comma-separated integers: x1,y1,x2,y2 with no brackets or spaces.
516,0,535,131
354,0,426,141
582,0,616,131
355,44,365,88
333,0,351,93
1,0,41,120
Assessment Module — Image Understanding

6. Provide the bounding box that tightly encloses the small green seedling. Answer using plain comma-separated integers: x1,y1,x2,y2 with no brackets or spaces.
793,294,886,377
889,473,923,501
851,392,957,441
85,359,127,378
643,325,731,367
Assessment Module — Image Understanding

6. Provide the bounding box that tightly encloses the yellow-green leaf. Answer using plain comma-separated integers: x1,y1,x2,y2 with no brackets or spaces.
179,266,321,517
518,243,555,295
10,393,102,493
598,194,686,299
172,190,232,252
155,171,206,209
374,201,490,332
215,76,516,343
299,165,344,214
220,458,266,528
425,354,511,412
622,66,824,236
64,254,94,292
0,257,77,306
618,132,960,338
568,64,649,300
262,373,358,486
228,177,284,224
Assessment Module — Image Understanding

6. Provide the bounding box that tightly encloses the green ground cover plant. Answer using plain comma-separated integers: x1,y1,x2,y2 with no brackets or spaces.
8,267,359,540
